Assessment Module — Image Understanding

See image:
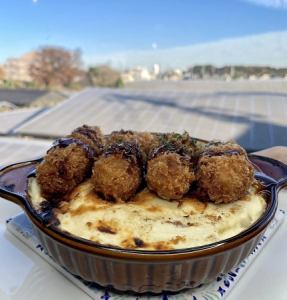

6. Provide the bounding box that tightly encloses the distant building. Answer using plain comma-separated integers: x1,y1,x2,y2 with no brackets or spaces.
153,64,160,77
121,66,154,83
248,75,258,81
121,72,134,83
260,74,271,80
3,52,36,82
161,69,182,81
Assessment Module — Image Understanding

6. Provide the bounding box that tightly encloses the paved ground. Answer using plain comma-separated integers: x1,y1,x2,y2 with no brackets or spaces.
14,84,287,151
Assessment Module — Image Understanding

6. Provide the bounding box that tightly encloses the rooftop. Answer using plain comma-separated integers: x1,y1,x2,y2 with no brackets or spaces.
1,79,287,152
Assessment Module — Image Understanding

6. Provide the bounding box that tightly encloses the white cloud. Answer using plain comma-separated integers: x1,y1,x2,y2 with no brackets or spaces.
32,0,38,3
244,0,287,8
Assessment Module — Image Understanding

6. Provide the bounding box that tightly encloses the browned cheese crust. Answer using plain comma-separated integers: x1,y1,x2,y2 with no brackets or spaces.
70,125,105,157
92,142,143,202
196,142,254,204
146,144,195,200
37,144,92,200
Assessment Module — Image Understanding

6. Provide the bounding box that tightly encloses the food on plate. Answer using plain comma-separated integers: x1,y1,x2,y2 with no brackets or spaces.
146,143,195,200
70,124,105,157
196,141,254,204
106,130,160,157
36,139,94,200
31,125,266,250
92,142,144,202
37,125,105,200
158,131,198,155
29,178,266,250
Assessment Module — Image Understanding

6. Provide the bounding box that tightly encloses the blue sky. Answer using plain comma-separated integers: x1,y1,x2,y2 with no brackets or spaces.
1,0,287,66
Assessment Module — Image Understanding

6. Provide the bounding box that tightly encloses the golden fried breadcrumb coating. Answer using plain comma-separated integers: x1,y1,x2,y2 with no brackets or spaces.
92,142,143,202
70,125,105,157
146,144,195,200
196,142,254,204
158,131,199,156
37,124,255,205
106,130,159,157
37,143,92,200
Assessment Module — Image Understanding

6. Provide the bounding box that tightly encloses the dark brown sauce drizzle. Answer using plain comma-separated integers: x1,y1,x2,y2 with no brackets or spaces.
148,142,194,172
38,200,60,226
192,147,244,172
97,225,116,234
149,142,190,160
73,126,97,141
104,142,145,174
27,169,58,225
133,237,145,247
50,138,95,160
71,125,104,155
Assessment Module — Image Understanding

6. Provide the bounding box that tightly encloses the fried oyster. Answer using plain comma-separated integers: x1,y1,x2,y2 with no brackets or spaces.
37,125,256,207
36,139,94,200
92,142,144,202
70,124,105,157
106,130,160,157
196,141,254,204
158,131,199,156
146,143,196,200
37,125,105,200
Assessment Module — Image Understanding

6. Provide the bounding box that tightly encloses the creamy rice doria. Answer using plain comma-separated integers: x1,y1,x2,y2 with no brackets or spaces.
29,178,266,250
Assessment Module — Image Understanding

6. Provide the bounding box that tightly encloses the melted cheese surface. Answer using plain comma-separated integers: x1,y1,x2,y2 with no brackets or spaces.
29,178,266,250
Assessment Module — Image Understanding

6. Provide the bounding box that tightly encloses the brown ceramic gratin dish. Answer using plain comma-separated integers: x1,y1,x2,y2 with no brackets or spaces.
0,142,287,293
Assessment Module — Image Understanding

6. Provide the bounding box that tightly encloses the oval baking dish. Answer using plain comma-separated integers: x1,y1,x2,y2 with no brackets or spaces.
0,152,286,293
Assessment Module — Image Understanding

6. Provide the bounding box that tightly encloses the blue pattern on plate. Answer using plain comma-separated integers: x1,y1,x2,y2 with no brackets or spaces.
217,287,225,297
101,291,111,300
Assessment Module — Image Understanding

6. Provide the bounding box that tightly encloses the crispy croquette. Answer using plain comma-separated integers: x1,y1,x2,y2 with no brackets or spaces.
92,142,143,202
70,124,105,157
146,143,195,200
196,142,254,204
158,131,199,156
36,125,256,205
106,130,160,157
37,125,105,200
37,139,93,200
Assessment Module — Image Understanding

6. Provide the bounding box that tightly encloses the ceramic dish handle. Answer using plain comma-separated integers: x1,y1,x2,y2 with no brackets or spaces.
0,160,40,208
249,154,287,191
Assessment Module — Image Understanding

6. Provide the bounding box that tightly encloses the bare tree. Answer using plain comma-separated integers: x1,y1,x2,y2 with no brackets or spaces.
29,47,82,88
88,65,123,87
0,67,5,81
